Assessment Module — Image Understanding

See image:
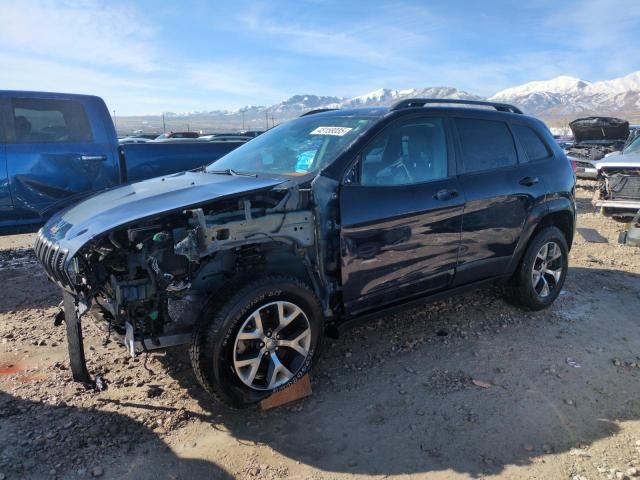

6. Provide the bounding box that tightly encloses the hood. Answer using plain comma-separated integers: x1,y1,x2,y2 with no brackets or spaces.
570,117,629,143
40,170,285,256
594,152,640,171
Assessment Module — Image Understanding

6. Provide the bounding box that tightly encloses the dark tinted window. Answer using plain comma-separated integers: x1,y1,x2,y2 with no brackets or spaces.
456,118,517,173
512,124,550,162
360,118,448,186
11,98,93,144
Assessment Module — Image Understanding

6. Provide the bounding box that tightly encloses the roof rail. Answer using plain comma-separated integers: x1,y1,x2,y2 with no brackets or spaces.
390,98,523,114
300,108,338,117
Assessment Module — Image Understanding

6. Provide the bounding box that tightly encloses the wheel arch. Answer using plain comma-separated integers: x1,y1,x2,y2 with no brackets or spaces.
532,209,575,250
191,239,323,305
507,201,575,275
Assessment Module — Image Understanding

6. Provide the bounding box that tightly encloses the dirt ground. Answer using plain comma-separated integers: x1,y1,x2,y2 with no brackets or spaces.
0,180,639,480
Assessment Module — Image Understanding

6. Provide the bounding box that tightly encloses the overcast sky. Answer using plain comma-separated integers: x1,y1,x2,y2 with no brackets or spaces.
1,0,639,115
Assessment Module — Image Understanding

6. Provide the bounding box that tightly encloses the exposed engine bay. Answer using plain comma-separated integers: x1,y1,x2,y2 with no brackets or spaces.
564,142,625,161
39,185,323,357
564,116,630,161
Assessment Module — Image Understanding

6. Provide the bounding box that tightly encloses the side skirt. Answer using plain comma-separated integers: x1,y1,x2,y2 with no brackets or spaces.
336,275,511,335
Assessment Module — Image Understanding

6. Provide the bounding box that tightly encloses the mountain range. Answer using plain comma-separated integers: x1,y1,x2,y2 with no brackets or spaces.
489,71,640,117
230,70,640,119
128,71,640,133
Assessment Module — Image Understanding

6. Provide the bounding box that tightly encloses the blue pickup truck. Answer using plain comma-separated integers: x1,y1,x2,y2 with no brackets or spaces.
0,91,247,230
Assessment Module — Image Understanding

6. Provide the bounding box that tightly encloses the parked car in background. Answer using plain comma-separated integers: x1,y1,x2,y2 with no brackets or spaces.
564,117,629,179
118,136,152,144
0,91,248,230
239,130,264,137
197,134,255,142
155,131,200,140
35,98,576,408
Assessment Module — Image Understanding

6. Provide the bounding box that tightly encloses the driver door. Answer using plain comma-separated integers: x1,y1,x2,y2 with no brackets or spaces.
339,115,464,316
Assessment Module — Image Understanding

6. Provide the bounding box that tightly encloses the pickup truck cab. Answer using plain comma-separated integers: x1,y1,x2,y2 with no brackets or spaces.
0,91,246,230
35,98,576,408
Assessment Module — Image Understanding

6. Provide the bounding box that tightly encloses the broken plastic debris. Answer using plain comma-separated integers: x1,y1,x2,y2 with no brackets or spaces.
94,375,107,392
566,357,581,368
472,379,491,388
569,448,591,457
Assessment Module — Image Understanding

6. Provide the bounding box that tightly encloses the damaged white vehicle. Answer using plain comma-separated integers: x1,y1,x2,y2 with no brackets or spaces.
593,136,640,221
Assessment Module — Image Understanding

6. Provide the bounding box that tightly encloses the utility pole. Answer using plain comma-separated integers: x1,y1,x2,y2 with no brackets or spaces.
112,110,117,134
187,123,190,132
265,112,269,129
162,112,166,133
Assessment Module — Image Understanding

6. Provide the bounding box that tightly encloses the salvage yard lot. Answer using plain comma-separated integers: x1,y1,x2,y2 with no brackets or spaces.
0,181,639,480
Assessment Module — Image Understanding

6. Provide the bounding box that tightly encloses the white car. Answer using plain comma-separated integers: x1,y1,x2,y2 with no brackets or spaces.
592,136,640,220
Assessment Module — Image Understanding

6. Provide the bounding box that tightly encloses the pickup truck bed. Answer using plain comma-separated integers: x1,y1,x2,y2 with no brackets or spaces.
121,140,244,183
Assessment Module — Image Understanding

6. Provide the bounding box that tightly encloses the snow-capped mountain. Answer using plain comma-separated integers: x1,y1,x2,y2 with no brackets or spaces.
263,87,478,114
267,94,346,114
490,71,640,116
342,88,416,107
129,71,640,134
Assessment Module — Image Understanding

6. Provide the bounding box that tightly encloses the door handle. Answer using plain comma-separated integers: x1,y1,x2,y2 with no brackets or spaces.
519,176,539,186
433,189,459,201
79,155,107,161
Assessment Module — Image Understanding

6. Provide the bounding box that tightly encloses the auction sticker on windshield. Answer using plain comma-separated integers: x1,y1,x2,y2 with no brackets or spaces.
310,126,353,136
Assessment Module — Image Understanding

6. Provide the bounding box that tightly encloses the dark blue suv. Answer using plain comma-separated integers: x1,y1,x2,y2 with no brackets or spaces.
35,99,576,408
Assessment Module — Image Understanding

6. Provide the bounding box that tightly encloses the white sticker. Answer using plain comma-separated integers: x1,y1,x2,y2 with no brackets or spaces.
310,126,353,136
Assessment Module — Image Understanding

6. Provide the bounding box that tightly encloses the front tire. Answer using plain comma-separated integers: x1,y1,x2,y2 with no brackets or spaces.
506,226,568,311
190,276,323,408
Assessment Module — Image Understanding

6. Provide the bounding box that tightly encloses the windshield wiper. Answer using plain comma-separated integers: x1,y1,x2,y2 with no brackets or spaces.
208,168,257,177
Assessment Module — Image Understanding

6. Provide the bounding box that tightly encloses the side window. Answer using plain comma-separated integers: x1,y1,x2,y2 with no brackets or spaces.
360,118,448,186
512,124,551,162
455,118,517,173
11,98,93,144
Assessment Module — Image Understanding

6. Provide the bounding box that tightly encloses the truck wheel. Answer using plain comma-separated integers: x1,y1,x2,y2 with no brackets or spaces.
506,226,568,311
190,276,323,409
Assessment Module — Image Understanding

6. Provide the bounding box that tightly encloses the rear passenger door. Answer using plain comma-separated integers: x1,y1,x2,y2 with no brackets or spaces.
339,115,464,316
452,115,533,285
5,96,119,224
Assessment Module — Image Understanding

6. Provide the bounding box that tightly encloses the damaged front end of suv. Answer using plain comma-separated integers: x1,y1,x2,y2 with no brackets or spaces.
35,171,328,381
34,111,372,406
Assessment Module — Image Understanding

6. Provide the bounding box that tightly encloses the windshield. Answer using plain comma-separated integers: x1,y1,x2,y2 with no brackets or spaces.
624,135,640,155
206,115,374,176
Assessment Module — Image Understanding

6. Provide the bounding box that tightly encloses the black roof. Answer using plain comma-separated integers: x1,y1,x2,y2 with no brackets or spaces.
302,98,525,120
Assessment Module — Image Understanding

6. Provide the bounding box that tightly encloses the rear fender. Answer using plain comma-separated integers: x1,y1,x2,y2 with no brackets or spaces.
506,198,575,275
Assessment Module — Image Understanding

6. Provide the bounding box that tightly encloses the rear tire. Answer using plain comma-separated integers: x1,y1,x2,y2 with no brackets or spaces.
505,226,568,311
190,276,323,409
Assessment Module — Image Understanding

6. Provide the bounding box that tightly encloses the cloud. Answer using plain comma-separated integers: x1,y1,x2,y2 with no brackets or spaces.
0,0,288,114
185,63,287,100
236,3,435,66
0,0,159,72
1,0,639,114
541,0,640,78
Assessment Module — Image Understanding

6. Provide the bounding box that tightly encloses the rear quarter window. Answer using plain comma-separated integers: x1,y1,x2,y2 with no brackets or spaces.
455,118,517,173
512,124,551,162
11,97,93,144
